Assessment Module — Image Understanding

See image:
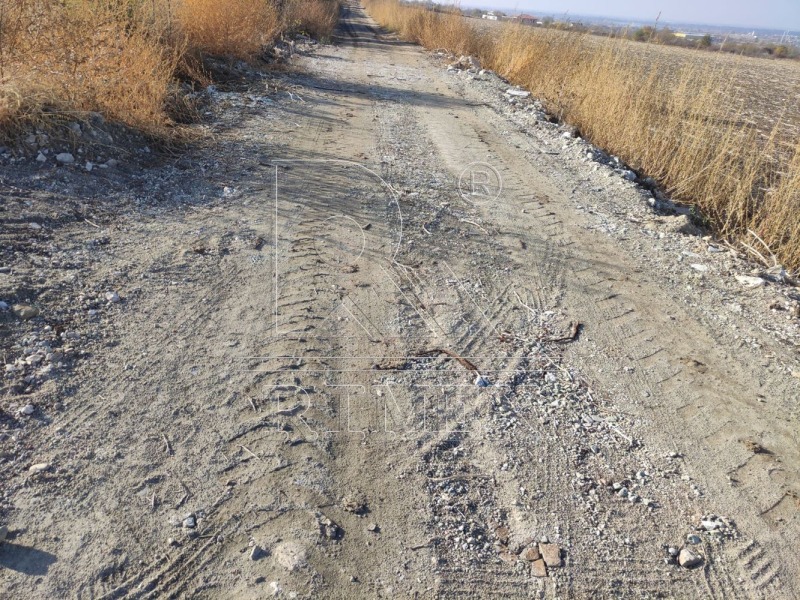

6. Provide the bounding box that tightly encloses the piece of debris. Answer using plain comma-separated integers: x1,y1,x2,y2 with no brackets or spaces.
250,544,266,560
734,275,766,288
342,493,368,515
367,522,379,533
19,404,35,416
521,546,541,562
318,513,343,540
539,543,562,568
531,558,548,577
182,514,197,529
106,291,121,303
505,88,531,98
742,439,770,454
29,463,50,474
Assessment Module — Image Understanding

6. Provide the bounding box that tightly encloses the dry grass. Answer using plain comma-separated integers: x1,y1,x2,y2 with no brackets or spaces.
0,0,341,141
0,1,180,136
365,0,800,272
177,0,280,60
284,0,341,41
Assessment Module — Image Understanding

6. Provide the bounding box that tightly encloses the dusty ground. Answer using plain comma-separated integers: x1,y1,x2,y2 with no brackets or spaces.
1,2,799,598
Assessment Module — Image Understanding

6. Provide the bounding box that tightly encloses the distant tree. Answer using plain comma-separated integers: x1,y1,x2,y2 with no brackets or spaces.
655,27,674,44
632,26,654,42
494,10,506,17
698,34,712,48
774,44,790,58
542,16,553,27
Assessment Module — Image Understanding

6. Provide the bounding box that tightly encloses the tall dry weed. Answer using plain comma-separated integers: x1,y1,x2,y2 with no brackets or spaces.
0,0,340,141
284,0,341,40
176,0,280,59
364,0,800,272
0,1,178,136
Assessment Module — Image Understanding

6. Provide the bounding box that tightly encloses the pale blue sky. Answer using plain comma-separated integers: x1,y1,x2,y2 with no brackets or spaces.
455,0,800,30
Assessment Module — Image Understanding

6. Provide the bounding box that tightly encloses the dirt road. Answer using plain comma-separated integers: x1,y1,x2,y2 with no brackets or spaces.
1,2,799,598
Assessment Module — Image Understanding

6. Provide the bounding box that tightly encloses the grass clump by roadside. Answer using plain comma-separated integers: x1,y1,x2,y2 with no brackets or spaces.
364,0,800,272
0,0,341,143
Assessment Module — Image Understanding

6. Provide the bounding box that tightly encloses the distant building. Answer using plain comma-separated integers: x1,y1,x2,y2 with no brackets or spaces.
482,11,498,20
513,14,537,25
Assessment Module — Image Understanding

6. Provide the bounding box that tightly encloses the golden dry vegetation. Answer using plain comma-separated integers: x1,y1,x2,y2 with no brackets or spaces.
365,0,800,271
0,0,340,138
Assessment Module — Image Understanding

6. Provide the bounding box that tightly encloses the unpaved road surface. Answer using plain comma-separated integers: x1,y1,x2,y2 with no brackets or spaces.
2,3,799,598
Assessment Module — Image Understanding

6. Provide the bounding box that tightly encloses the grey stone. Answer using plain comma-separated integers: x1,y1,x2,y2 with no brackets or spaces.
56,152,75,164
678,548,703,568
13,304,39,320
686,534,701,545
475,374,490,387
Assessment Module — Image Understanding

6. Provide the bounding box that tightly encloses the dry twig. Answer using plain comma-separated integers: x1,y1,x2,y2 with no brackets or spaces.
417,348,478,372
162,433,173,455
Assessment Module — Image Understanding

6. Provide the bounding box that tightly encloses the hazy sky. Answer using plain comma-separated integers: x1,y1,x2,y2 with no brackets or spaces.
457,0,800,30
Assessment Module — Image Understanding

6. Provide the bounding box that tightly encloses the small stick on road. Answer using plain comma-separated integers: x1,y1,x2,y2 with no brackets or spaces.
409,540,436,550
460,219,488,234
162,433,173,455
416,348,478,373
547,321,583,343
240,445,260,461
